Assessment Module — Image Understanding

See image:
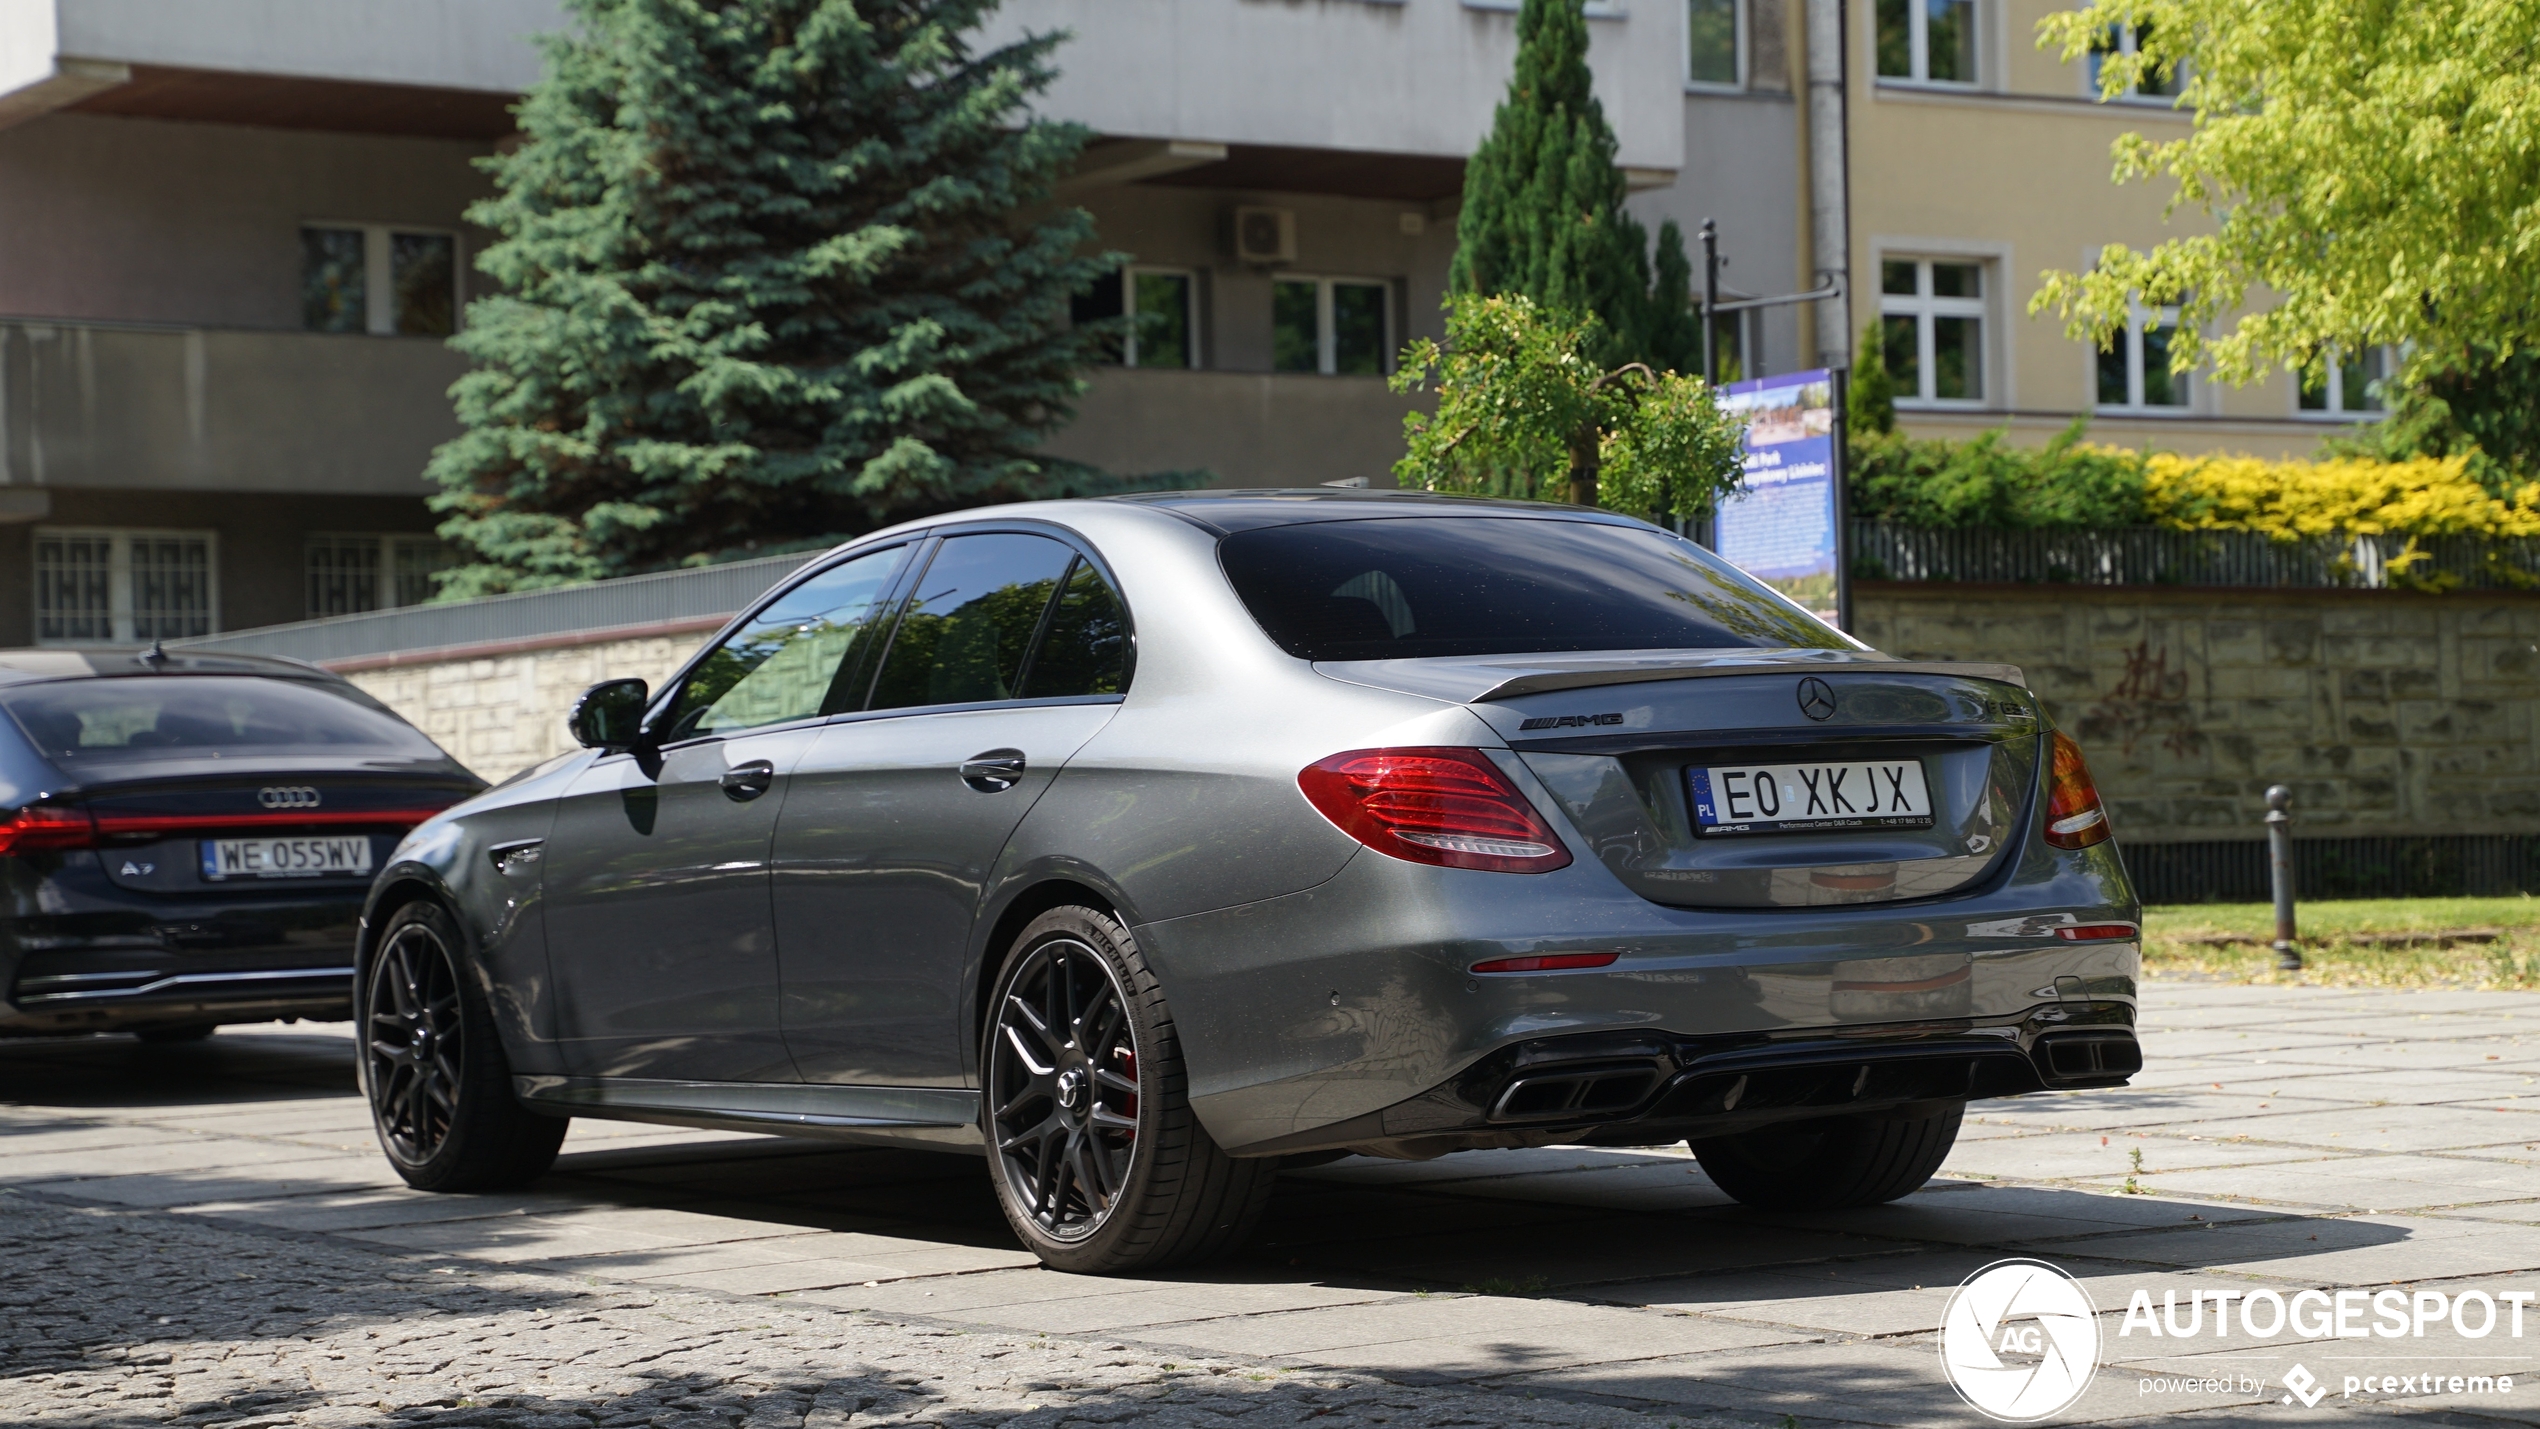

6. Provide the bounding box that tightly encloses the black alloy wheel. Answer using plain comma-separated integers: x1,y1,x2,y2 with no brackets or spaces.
987,934,1142,1242
366,916,465,1165
359,900,567,1192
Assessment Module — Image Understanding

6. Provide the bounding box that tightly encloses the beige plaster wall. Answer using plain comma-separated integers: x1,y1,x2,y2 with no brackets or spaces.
1855,584,2540,844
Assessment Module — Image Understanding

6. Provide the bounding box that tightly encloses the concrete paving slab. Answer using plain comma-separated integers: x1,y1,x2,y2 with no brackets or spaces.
2163,1105,2540,1154
2139,1152,2540,1208
1147,1293,1807,1377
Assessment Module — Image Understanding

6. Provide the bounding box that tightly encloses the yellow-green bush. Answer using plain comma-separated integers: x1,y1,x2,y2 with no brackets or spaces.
2141,452,2540,538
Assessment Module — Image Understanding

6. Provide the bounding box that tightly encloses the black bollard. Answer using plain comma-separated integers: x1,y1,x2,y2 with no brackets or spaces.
2266,785,2300,971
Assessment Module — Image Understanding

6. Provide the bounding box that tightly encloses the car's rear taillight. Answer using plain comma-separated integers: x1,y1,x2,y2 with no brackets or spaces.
1298,747,1572,874
0,803,96,856
2044,731,2112,850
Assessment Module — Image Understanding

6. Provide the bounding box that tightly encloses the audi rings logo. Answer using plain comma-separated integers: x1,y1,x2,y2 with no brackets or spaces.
257,786,321,810
1940,1258,2102,1421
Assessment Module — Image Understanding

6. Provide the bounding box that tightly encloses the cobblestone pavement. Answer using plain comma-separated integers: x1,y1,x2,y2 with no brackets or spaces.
3,982,2538,1426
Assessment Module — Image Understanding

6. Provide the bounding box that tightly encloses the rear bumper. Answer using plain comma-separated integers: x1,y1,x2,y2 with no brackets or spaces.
2,965,353,1034
1235,1002,2139,1159
1130,830,2140,1156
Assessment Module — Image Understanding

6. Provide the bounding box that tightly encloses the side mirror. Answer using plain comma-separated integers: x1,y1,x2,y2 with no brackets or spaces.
568,678,650,750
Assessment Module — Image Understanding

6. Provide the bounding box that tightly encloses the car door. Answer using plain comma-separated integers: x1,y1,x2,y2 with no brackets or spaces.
773,530,1130,1087
542,544,913,1082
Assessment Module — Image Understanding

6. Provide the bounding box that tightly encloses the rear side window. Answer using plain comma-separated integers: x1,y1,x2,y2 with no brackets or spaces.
867,534,1080,711
665,545,912,740
0,676,440,764
1218,516,1848,660
1020,560,1129,698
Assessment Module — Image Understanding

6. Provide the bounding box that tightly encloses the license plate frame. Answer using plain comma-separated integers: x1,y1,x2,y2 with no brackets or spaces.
1689,759,1935,836
198,835,377,882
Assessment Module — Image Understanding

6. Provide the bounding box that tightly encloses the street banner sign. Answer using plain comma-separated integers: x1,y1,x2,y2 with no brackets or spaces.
1714,368,1845,630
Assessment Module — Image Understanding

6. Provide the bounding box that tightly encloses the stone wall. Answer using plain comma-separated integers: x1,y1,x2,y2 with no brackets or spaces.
344,585,2540,851
1853,583,2540,844
339,623,716,785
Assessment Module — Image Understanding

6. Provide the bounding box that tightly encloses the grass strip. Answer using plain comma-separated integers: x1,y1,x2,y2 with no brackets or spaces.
2144,896,2540,989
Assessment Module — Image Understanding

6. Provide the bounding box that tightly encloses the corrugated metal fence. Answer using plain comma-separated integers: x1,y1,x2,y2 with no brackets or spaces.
2127,836,2540,904
1853,523,2540,590
170,552,817,666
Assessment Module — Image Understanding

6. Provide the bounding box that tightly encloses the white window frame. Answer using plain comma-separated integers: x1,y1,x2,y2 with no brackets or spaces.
1121,266,1201,371
302,222,462,337
1878,0,1981,87
2095,303,2192,414
33,527,220,646
2296,347,2395,421
1684,0,1746,91
2085,23,2182,104
1274,275,1396,377
1879,257,1989,408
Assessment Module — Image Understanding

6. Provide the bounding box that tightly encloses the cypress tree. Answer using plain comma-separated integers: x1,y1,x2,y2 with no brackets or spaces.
428,0,1132,595
1450,0,1688,371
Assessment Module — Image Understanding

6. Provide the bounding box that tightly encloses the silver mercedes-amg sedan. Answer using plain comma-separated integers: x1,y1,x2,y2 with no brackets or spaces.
357,491,2140,1273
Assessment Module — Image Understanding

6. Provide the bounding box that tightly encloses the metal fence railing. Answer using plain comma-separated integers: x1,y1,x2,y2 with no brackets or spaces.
170,552,818,667
1852,523,2540,590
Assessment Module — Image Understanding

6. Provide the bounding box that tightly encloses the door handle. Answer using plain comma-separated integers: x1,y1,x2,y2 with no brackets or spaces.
960,749,1027,793
719,760,776,800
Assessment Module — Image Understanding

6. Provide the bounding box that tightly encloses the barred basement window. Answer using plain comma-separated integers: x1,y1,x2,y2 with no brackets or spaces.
35,529,216,645
307,535,457,618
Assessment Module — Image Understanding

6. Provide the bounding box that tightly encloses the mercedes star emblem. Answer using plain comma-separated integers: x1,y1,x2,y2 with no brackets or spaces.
1796,677,1837,722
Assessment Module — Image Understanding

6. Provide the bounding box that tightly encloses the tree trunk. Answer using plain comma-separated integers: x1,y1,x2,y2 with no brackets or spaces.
1567,432,1599,507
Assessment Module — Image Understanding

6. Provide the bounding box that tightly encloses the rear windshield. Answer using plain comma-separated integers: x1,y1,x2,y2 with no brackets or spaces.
0,676,442,765
1218,516,1848,661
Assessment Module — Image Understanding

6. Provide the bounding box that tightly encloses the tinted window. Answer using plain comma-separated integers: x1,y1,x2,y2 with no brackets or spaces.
666,546,911,739
1,676,441,764
867,534,1078,711
1019,560,1129,698
1218,517,1848,660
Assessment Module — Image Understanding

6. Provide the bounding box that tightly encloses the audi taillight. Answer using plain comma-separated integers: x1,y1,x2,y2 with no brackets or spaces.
0,803,96,857
2044,731,2112,850
1298,747,1572,874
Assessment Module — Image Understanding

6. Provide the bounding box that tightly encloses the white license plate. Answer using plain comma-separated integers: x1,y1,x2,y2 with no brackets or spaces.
1690,760,1933,835
199,836,376,881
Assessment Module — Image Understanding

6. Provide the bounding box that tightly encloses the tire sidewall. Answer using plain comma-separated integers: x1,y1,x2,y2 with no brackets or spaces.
981,906,1171,1270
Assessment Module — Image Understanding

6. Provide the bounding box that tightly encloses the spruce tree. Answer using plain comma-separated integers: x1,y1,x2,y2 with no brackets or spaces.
428,0,1130,595
1449,0,1688,371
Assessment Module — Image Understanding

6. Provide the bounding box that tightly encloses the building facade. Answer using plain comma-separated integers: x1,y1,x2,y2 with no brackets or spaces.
0,0,1833,645
1842,0,2368,457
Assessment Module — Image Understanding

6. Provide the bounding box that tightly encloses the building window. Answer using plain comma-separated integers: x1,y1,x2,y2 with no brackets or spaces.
1273,278,1392,376
2096,306,2189,411
301,226,459,337
306,535,455,618
1687,0,1742,87
1876,0,1977,84
34,529,216,645
2088,23,2181,100
1070,268,1198,368
1879,258,1985,404
2299,349,2389,418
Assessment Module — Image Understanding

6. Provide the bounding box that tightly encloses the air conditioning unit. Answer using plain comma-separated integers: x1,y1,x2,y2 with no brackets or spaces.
1232,206,1296,264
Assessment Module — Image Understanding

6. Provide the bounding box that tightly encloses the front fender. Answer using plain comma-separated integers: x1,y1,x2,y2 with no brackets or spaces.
359,771,571,1075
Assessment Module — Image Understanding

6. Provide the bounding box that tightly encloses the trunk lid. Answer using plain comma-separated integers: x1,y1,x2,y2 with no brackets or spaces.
1318,650,2039,909
73,764,479,896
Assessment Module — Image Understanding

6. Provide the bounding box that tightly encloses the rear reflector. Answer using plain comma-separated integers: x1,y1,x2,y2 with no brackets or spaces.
1470,952,1620,975
2044,731,2113,850
1298,747,1572,874
2054,923,2137,942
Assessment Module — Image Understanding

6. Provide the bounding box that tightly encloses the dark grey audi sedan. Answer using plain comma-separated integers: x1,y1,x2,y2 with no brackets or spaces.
358,491,2139,1273
0,650,480,1041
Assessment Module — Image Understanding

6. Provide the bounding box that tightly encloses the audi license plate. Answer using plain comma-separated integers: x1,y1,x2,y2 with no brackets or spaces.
1690,760,1933,836
199,836,375,881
